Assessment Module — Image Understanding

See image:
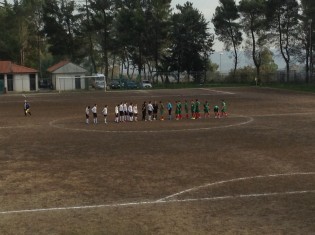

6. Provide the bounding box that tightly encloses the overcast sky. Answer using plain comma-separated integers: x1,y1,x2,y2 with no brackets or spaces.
171,0,222,21
171,0,235,51
170,0,252,70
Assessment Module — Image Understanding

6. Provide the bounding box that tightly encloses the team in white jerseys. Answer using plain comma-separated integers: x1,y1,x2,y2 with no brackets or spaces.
85,100,227,124
86,102,138,124
116,102,138,123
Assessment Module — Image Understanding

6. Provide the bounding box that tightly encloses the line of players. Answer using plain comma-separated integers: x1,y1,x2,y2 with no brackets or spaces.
85,100,227,125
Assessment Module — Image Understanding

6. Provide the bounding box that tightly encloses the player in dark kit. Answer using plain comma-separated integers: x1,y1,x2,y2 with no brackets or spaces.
142,101,147,121
184,100,189,119
153,101,158,120
24,100,31,116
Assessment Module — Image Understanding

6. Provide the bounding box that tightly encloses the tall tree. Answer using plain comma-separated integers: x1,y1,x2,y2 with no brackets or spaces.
171,2,214,83
300,0,315,82
141,0,172,79
114,0,172,81
19,0,46,73
260,47,278,74
212,0,242,79
239,0,267,81
0,1,36,65
42,0,86,63
266,0,300,82
0,2,19,61
87,0,115,81
78,0,97,74
114,0,145,79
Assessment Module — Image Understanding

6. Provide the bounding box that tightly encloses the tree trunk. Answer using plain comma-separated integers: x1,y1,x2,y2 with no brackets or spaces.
306,46,310,83
251,26,261,80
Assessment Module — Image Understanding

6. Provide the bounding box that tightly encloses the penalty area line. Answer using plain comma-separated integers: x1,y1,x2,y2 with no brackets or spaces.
157,172,315,202
0,190,314,215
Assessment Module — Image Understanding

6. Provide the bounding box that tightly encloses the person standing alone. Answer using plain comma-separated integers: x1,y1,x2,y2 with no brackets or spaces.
24,100,31,116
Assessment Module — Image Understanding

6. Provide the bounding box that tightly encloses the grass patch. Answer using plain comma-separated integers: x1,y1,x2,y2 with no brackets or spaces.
262,83,315,93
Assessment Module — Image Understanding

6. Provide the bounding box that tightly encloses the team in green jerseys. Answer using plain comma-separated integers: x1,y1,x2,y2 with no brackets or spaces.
116,99,227,122
163,99,227,120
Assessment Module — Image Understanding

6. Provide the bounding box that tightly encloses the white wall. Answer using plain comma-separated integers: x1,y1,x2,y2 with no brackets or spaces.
14,74,30,92
54,74,86,91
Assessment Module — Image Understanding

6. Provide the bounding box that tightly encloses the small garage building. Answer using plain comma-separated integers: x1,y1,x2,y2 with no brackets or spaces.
0,61,38,93
47,61,87,91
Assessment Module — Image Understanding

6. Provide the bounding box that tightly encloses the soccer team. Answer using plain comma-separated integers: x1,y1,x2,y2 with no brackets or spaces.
85,100,227,125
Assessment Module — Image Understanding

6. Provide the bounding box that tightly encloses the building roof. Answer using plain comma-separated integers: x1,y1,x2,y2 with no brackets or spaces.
47,60,87,74
47,60,70,73
0,61,37,74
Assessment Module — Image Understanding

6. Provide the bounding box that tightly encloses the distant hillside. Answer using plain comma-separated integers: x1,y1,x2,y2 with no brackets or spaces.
210,50,292,73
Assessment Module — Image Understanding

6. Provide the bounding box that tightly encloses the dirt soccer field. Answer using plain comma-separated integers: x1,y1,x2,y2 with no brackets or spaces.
0,87,314,235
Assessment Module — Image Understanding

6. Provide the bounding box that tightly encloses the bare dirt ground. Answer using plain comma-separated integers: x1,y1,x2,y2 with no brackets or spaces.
0,87,315,235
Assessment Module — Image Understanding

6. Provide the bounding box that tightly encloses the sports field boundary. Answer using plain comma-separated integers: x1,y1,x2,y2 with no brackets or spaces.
0,172,314,215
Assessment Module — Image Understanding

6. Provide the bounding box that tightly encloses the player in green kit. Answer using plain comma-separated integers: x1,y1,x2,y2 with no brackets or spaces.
203,101,210,118
214,105,220,118
178,101,182,119
221,100,227,117
175,101,179,120
175,101,181,120
191,100,196,119
195,99,201,119
159,101,165,120
184,100,189,119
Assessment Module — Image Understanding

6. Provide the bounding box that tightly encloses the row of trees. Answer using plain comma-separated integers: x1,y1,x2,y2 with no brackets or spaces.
213,0,315,82
0,0,314,83
0,0,213,83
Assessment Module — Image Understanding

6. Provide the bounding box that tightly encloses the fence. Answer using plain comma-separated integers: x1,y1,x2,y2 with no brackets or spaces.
141,70,309,84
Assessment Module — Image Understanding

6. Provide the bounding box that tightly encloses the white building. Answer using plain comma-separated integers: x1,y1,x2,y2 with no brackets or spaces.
47,61,87,91
0,61,38,93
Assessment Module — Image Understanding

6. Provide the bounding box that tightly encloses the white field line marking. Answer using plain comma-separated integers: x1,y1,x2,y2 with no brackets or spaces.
157,172,315,202
0,125,39,129
49,115,254,133
49,111,315,133
0,190,314,215
3,112,314,131
251,112,315,118
199,88,235,95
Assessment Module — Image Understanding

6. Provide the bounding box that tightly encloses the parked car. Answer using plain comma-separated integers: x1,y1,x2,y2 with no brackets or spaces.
124,80,139,89
110,80,121,89
91,73,106,88
141,80,152,88
39,79,52,89
94,80,105,89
